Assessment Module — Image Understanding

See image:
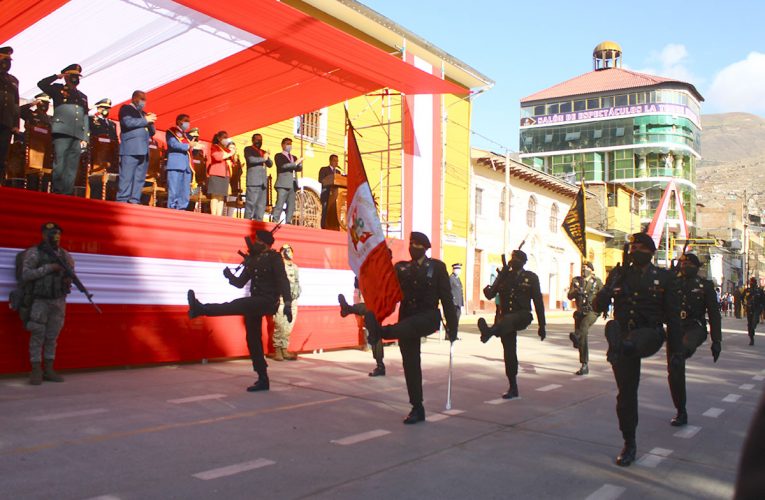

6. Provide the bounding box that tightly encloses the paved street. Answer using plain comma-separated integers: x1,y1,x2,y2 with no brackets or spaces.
0,315,760,500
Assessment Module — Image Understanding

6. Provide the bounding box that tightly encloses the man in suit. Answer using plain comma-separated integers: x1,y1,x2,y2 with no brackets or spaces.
117,90,156,204
87,98,119,200
0,46,19,183
273,138,303,224
165,114,195,210
243,133,272,220
37,64,89,195
318,154,343,229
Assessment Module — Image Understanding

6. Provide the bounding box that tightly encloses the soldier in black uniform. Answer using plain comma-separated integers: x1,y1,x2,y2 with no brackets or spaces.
338,277,385,376
187,229,292,393
667,253,722,427
364,232,458,424
477,249,546,399
88,98,119,199
19,93,51,129
0,46,20,183
567,261,603,375
743,277,764,346
593,233,681,466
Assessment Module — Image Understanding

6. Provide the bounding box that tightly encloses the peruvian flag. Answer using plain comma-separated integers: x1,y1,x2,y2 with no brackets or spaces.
646,180,690,249
346,117,403,321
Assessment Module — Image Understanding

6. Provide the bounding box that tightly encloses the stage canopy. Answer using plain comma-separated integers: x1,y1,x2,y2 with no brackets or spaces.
1,0,467,137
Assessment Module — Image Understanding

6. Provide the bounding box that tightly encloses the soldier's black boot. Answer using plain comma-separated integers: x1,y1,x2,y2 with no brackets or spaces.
604,322,622,364
187,289,204,319
502,376,519,399
575,363,588,376
569,332,580,349
29,362,43,386
338,294,352,318
364,311,382,345
749,335,755,346
616,438,637,467
368,364,386,377
670,409,688,427
403,404,425,424
43,359,64,382
478,318,495,343
246,376,270,392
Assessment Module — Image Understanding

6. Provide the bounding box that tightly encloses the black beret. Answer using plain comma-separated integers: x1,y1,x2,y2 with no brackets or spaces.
628,232,656,252
681,253,701,267
584,261,594,271
410,231,431,249
61,63,82,75
511,249,527,263
255,230,275,246
41,222,62,233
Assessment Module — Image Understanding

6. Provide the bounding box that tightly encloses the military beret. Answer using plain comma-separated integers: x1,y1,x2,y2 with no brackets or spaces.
95,98,112,108
61,63,82,75
410,231,431,249
628,232,656,252
255,230,275,246
584,261,594,271
680,253,701,267
0,46,12,59
511,249,528,263
41,222,62,233
34,93,51,103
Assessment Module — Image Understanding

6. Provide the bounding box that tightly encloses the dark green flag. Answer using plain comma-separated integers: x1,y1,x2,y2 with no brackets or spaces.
562,185,586,257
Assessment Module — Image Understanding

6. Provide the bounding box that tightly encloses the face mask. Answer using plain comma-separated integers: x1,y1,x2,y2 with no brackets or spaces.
510,258,524,270
409,246,426,261
221,138,231,146
630,251,652,266
583,268,592,277
136,100,146,111
180,122,190,131
44,231,61,249
0,60,10,72
68,75,80,86
99,108,109,117
253,140,263,148
284,145,292,153
39,104,50,113
682,266,699,278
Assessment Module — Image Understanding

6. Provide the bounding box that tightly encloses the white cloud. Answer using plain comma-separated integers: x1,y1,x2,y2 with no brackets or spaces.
626,43,702,86
705,52,765,113
657,44,688,68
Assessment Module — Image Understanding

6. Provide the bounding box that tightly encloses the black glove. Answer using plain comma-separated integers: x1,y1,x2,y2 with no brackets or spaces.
284,303,293,323
483,285,493,300
711,341,721,363
223,267,234,281
538,325,546,341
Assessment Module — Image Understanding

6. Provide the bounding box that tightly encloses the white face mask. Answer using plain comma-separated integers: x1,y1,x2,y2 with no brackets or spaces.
284,145,292,153
180,122,190,131
221,138,231,146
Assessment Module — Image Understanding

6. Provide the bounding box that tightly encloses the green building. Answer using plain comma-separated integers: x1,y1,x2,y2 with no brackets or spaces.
519,41,703,252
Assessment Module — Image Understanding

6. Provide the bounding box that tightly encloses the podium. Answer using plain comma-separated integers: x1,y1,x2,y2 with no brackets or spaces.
321,172,347,230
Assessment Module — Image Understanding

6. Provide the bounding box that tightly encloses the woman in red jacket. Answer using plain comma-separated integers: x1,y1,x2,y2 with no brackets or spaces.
207,130,236,216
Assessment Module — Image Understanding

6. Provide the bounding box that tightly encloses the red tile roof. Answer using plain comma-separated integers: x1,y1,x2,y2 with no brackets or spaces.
521,67,703,103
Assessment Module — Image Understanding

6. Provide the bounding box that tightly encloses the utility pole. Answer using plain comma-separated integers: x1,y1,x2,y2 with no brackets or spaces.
503,150,510,255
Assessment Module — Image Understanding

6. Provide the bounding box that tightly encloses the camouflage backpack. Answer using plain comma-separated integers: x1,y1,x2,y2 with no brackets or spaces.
8,248,33,323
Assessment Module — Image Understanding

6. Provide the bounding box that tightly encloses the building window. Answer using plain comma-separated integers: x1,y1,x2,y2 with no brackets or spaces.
294,108,328,144
550,203,559,232
527,196,537,228
475,187,483,216
499,187,512,220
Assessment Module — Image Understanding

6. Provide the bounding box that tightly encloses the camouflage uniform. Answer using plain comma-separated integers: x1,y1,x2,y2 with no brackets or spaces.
21,245,74,362
274,260,300,348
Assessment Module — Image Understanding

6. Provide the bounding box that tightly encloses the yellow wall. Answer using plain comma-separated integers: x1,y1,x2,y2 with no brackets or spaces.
585,232,607,279
441,94,471,269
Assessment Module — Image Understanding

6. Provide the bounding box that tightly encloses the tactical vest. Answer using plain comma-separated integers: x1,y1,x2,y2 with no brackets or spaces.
31,246,68,299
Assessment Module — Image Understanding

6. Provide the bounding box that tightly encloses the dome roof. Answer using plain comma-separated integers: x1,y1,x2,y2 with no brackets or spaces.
593,41,622,57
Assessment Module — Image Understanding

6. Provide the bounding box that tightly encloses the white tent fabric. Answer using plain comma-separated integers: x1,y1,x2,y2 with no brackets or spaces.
6,0,263,104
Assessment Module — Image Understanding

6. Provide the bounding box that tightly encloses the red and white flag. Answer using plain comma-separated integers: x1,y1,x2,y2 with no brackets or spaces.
346,118,402,321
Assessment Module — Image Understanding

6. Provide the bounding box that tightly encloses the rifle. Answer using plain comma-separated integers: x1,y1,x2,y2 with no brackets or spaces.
40,243,102,314
232,221,284,273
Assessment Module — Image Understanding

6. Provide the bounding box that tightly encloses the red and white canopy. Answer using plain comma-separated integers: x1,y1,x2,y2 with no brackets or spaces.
2,0,466,137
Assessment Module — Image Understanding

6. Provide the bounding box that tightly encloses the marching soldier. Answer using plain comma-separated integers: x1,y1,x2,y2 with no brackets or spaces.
88,98,119,199
0,46,20,183
743,277,763,346
477,248,546,399
593,233,681,466
21,223,74,385
667,253,722,427
272,244,300,361
339,277,386,376
364,232,458,424
38,64,89,195
567,261,603,375
19,93,51,129
187,229,292,392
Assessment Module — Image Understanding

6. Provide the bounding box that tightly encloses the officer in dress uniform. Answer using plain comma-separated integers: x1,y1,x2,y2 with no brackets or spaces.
667,253,722,427
743,277,764,346
87,98,119,199
364,232,458,424
593,233,682,467
187,229,292,392
477,248,546,399
37,64,89,195
567,261,603,375
20,93,51,129
0,46,20,183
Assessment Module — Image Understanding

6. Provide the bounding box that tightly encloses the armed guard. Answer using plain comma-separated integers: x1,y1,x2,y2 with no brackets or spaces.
743,277,763,346
364,232,458,424
477,248,546,399
19,223,75,385
567,261,603,375
667,253,722,427
187,229,292,393
593,233,681,466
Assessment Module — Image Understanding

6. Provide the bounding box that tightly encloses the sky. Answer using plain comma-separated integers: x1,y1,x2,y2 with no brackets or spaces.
361,0,765,153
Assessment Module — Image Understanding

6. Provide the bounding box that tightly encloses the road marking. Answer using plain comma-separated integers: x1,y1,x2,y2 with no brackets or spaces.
84,495,122,500
339,374,368,381
722,394,742,403
703,408,725,418
426,414,450,422
536,384,562,392
5,382,30,389
674,425,702,439
443,409,465,416
167,394,227,404
29,408,109,422
192,458,275,480
585,483,626,500
331,429,391,445
484,398,513,405
637,448,673,468
753,375,765,381
739,384,755,391
648,447,673,457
